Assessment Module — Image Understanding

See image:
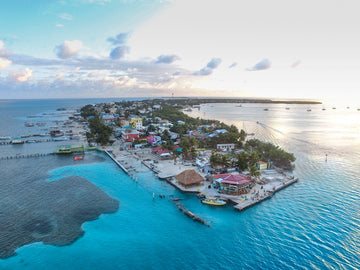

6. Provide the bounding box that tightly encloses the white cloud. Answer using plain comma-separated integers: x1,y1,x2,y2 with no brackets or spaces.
58,13,73,20
10,68,33,82
55,40,83,59
56,24,64,27
0,57,11,70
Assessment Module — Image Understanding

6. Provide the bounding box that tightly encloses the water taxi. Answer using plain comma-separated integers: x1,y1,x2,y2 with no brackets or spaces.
74,156,84,161
201,197,227,206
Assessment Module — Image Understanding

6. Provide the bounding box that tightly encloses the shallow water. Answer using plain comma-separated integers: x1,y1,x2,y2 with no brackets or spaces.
0,100,359,269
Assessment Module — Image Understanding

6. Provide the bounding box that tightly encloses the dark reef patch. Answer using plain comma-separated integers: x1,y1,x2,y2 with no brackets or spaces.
0,156,119,259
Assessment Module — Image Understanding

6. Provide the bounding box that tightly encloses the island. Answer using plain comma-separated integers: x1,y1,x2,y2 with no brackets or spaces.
76,98,299,213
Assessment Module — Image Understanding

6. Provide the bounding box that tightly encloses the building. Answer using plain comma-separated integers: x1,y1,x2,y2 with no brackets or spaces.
151,146,172,159
214,174,253,195
130,116,143,130
121,127,140,142
256,161,268,170
175,169,204,188
217,143,235,151
119,117,130,127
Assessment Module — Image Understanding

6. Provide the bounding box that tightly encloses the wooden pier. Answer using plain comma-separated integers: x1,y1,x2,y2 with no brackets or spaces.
0,152,54,160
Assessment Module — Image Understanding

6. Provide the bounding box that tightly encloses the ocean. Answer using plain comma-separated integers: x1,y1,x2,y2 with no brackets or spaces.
0,99,359,270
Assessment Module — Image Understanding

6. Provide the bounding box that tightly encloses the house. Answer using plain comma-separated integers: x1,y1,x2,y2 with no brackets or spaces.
151,146,172,159
119,117,130,127
159,119,173,127
214,174,253,195
101,114,119,125
130,116,143,130
256,161,268,170
121,127,139,142
217,143,235,151
175,169,204,188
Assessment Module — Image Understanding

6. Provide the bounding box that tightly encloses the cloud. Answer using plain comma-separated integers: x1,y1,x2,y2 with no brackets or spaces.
229,62,237,68
155,54,180,64
248,58,271,71
0,57,12,70
291,60,301,68
10,68,33,82
206,58,222,69
55,40,83,59
193,67,213,76
56,24,64,27
0,41,12,69
107,33,129,45
83,0,111,4
193,57,222,76
58,13,73,20
109,46,129,60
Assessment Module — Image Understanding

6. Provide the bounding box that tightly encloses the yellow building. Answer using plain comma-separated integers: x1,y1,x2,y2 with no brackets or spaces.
130,116,143,129
255,161,268,170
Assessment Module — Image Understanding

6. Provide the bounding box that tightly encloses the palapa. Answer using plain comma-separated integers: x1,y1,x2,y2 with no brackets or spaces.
175,169,204,187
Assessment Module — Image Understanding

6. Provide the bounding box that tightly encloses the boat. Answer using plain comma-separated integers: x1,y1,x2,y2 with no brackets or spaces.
50,129,64,137
0,136,11,140
285,107,290,110
74,156,83,161
307,108,311,112
322,108,326,111
11,138,25,144
201,197,227,206
25,122,35,127
263,108,269,111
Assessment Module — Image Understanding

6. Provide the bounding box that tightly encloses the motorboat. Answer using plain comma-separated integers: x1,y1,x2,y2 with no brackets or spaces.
201,197,227,206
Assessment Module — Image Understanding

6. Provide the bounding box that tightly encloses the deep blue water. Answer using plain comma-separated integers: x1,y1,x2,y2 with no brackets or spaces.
0,99,359,269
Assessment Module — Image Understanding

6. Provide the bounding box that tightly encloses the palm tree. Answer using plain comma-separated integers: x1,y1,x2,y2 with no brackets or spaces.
240,129,246,141
248,151,260,166
249,165,261,180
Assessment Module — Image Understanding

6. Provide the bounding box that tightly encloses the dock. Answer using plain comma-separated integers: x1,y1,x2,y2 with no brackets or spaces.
232,177,298,211
105,150,129,174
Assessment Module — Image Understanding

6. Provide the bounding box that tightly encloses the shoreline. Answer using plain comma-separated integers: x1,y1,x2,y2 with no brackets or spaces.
104,147,298,211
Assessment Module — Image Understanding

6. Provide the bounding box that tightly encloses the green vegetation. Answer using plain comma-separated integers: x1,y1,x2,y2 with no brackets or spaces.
245,139,295,170
80,104,97,118
86,116,113,145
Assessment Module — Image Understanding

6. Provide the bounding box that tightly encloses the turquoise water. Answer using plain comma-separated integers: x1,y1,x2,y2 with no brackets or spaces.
0,100,360,269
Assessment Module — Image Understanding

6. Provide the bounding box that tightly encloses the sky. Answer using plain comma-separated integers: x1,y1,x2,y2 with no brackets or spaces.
1,0,360,103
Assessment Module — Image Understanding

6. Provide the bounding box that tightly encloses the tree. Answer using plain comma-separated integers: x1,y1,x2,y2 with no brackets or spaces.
248,151,260,166
240,129,246,141
249,165,261,179
236,151,249,171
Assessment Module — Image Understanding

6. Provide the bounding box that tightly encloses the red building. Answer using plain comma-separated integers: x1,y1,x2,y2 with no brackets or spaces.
214,174,253,195
121,128,139,142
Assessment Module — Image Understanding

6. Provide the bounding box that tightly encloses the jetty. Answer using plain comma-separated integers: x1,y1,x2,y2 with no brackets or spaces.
232,177,298,211
0,152,54,160
105,150,129,174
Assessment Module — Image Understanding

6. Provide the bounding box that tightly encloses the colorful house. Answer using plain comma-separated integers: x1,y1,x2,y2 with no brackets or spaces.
121,127,139,142
151,146,172,159
256,161,268,170
214,174,253,195
130,116,143,130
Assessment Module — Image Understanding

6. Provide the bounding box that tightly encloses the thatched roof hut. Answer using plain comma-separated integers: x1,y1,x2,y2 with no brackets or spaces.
175,169,204,187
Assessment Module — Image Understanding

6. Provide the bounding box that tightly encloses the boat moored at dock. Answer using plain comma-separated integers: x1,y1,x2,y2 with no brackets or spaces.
201,197,227,206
